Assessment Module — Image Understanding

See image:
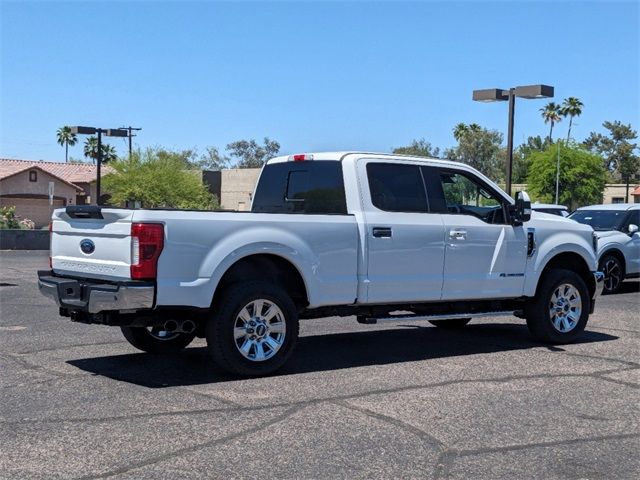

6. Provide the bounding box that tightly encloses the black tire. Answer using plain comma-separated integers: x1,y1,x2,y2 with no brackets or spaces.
429,318,471,329
207,281,299,377
121,326,196,354
525,268,590,344
599,254,624,294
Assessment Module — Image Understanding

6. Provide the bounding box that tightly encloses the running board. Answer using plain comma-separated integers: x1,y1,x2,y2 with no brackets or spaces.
357,310,517,325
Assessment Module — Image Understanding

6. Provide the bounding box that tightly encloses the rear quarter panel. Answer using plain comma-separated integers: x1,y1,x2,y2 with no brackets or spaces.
131,210,359,309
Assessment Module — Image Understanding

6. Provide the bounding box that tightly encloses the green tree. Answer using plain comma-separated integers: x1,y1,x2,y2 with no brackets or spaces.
56,126,77,163
226,137,280,168
83,137,118,164
101,148,218,210
194,146,230,170
513,136,549,183
0,206,21,229
527,142,606,209
560,97,584,142
584,120,639,201
540,102,562,141
392,138,440,157
445,123,504,181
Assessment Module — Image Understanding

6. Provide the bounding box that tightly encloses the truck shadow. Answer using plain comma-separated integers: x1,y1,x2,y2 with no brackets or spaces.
67,322,618,388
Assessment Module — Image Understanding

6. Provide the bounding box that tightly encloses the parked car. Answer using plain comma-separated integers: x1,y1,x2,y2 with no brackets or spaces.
38,152,603,376
570,204,640,294
531,203,570,217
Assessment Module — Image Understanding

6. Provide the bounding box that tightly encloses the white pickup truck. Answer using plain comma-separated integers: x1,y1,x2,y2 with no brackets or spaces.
39,152,604,376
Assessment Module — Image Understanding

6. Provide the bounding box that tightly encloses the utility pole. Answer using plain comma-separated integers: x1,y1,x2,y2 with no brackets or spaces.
121,126,142,157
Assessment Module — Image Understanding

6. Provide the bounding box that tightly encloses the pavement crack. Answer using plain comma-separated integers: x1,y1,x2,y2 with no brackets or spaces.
433,449,458,480
455,432,640,457
17,340,127,355
75,404,304,480
0,353,79,379
560,351,640,368
332,399,445,450
179,386,243,407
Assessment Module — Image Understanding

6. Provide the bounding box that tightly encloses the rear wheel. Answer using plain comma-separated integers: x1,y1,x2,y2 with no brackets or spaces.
429,318,471,329
525,269,589,344
121,326,196,354
207,281,299,377
599,254,624,294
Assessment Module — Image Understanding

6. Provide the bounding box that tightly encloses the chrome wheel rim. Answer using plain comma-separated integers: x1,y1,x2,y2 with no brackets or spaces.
602,259,621,292
548,283,582,333
234,299,286,362
145,326,181,341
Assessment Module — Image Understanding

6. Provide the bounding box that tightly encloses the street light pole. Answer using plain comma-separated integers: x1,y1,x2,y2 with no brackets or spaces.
555,141,561,204
505,89,516,196
96,129,102,205
69,126,129,205
472,84,554,197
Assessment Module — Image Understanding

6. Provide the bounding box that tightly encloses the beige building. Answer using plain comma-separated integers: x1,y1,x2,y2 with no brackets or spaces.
0,159,112,228
219,168,261,211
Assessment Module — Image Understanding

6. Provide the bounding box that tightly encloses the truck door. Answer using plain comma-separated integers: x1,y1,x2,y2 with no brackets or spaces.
422,166,527,300
360,161,445,303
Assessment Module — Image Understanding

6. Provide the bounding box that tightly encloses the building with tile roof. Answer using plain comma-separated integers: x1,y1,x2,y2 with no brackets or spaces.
0,158,113,227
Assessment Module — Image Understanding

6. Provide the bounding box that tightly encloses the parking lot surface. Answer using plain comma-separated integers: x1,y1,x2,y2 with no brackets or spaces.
1,250,639,479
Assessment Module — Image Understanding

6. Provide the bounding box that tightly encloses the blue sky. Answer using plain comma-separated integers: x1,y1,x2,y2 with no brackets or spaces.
1,0,638,162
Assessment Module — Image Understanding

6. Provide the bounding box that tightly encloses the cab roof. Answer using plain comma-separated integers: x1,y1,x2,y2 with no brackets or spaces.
266,151,461,168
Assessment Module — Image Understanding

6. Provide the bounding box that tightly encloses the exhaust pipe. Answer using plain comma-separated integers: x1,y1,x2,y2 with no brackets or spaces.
163,320,178,332
182,320,196,334
162,319,195,334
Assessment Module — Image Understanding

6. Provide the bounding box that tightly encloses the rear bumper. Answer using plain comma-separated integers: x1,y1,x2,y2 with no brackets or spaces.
37,270,154,314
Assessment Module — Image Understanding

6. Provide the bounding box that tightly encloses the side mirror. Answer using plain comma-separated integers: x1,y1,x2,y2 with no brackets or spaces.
629,224,639,236
512,191,532,225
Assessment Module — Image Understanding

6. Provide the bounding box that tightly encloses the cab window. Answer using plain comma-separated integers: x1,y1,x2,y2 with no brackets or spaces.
428,169,506,224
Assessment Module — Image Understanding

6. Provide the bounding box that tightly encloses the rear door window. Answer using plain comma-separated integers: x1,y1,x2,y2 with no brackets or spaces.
252,161,347,214
366,163,428,213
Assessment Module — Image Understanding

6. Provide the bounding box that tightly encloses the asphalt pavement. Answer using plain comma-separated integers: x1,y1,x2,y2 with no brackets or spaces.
1,250,638,479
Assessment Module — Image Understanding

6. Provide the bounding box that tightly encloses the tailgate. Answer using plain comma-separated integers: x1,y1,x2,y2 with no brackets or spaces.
51,206,134,281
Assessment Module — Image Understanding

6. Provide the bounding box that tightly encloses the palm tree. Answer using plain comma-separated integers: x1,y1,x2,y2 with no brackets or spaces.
453,123,468,141
56,126,77,163
102,144,118,163
561,97,584,142
84,137,99,164
84,137,118,164
540,102,562,141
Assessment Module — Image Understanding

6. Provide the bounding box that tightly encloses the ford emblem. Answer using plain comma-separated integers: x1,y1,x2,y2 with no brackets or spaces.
80,239,95,254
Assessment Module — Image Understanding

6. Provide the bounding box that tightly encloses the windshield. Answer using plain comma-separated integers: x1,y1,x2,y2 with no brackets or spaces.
569,210,627,231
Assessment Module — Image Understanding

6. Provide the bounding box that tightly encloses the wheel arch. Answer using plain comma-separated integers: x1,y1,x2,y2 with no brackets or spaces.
538,251,596,299
211,253,309,310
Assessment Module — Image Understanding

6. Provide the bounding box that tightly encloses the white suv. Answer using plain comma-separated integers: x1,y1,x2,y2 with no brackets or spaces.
570,204,640,293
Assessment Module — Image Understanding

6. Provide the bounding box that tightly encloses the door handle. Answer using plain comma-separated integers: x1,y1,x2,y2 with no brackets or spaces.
449,229,467,240
372,227,392,238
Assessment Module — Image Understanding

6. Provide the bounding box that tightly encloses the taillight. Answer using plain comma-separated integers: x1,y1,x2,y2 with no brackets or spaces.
48,222,53,269
130,223,164,280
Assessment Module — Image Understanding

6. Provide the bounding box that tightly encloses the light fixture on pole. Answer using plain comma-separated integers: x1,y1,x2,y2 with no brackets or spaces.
70,126,128,205
472,84,554,196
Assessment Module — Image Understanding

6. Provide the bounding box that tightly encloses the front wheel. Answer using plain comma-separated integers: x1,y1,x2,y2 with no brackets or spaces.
207,281,299,377
599,254,624,294
525,269,590,344
121,326,196,354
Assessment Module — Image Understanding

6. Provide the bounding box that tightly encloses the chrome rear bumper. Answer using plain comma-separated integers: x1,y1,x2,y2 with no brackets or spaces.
38,270,154,314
